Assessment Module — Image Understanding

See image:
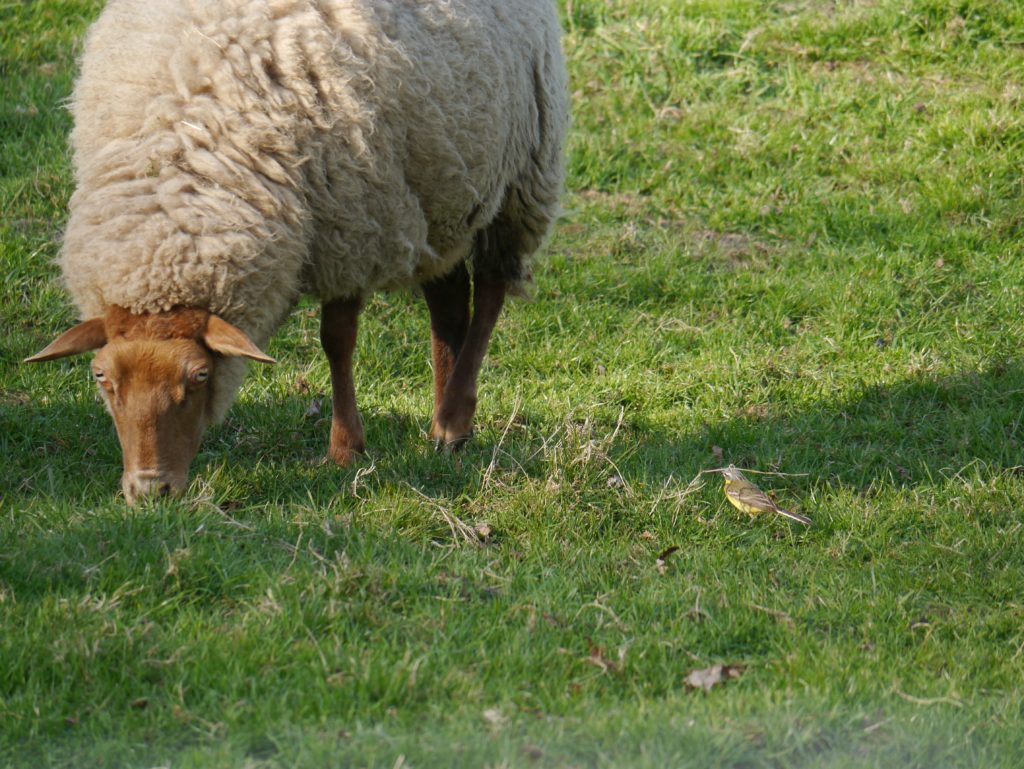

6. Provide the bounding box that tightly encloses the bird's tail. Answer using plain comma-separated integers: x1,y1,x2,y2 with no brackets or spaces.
776,507,813,526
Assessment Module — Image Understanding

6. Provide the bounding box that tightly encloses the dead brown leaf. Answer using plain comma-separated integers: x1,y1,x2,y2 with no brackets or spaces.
655,545,679,575
481,708,505,727
583,643,623,674
748,603,794,626
686,606,708,623
656,545,680,562
522,744,545,762
684,663,746,692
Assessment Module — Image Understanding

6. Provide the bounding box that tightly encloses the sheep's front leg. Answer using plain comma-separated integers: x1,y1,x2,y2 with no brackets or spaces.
430,273,506,448
320,296,365,466
422,262,471,432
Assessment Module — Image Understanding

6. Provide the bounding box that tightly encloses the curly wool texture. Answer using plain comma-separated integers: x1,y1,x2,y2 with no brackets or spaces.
62,0,567,418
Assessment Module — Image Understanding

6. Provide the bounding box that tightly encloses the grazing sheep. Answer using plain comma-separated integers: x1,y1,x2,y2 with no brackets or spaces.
27,0,567,503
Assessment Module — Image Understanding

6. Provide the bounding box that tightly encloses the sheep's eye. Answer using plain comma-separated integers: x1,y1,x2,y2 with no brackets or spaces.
189,367,209,386
92,369,113,391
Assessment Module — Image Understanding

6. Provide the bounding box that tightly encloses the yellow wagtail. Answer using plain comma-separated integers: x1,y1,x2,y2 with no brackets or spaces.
721,465,812,526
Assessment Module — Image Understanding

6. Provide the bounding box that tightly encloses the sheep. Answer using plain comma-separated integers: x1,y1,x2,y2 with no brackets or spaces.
26,0,568,503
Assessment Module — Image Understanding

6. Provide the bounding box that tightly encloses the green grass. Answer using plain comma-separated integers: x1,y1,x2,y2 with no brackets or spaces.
4,0,1024,766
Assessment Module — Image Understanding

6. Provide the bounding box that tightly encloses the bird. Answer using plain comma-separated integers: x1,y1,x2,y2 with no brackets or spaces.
721,465,812,525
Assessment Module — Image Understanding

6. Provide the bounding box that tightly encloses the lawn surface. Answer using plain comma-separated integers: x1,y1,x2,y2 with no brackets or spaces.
3,1,1024,767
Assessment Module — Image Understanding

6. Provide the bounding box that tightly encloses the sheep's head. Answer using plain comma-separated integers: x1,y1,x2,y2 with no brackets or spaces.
25,306,274,504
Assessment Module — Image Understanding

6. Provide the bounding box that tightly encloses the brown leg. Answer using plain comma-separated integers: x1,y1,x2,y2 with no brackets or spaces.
422,262,471,418
320,296,364,466
431,273,506,447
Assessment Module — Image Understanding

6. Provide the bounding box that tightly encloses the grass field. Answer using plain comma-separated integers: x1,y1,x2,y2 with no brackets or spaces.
4,0,1024,766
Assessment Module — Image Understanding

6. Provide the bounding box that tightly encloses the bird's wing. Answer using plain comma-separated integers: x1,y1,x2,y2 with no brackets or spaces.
728,483,813,525
727,482,776,510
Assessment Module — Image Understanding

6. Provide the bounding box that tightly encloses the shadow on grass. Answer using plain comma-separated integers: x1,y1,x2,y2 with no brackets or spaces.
625,358,1024,494
5,359,1023,510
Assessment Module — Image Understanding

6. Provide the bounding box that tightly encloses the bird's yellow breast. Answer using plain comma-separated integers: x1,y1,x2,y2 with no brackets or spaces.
724,480,762,514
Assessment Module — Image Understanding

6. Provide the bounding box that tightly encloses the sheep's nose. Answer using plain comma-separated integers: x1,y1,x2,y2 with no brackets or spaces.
123,470,175,504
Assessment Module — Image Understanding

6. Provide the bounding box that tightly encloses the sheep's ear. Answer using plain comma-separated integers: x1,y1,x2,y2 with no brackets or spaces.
24,318,107,362
204,315,276,364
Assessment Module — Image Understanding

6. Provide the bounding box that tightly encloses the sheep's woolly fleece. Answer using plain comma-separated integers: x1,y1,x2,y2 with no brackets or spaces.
63,0,568,347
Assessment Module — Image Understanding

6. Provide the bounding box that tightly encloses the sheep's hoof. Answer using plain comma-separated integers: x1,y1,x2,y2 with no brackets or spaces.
328,421,365,467
430,419,474,453
433,429,473,454
328,442,365,467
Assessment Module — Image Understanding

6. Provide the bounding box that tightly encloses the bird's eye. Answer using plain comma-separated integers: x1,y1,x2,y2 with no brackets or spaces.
189,367,209,386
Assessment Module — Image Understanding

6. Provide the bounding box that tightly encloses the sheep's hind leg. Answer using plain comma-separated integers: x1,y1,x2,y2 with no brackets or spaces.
422,262,471,443
320,296,365,466
430,272,506,449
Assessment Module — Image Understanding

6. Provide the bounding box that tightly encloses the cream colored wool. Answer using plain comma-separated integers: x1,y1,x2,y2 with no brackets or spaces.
62,0,567,422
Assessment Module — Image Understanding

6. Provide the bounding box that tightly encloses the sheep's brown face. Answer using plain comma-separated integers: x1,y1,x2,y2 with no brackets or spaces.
25,306,274,504
91,337,215,502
